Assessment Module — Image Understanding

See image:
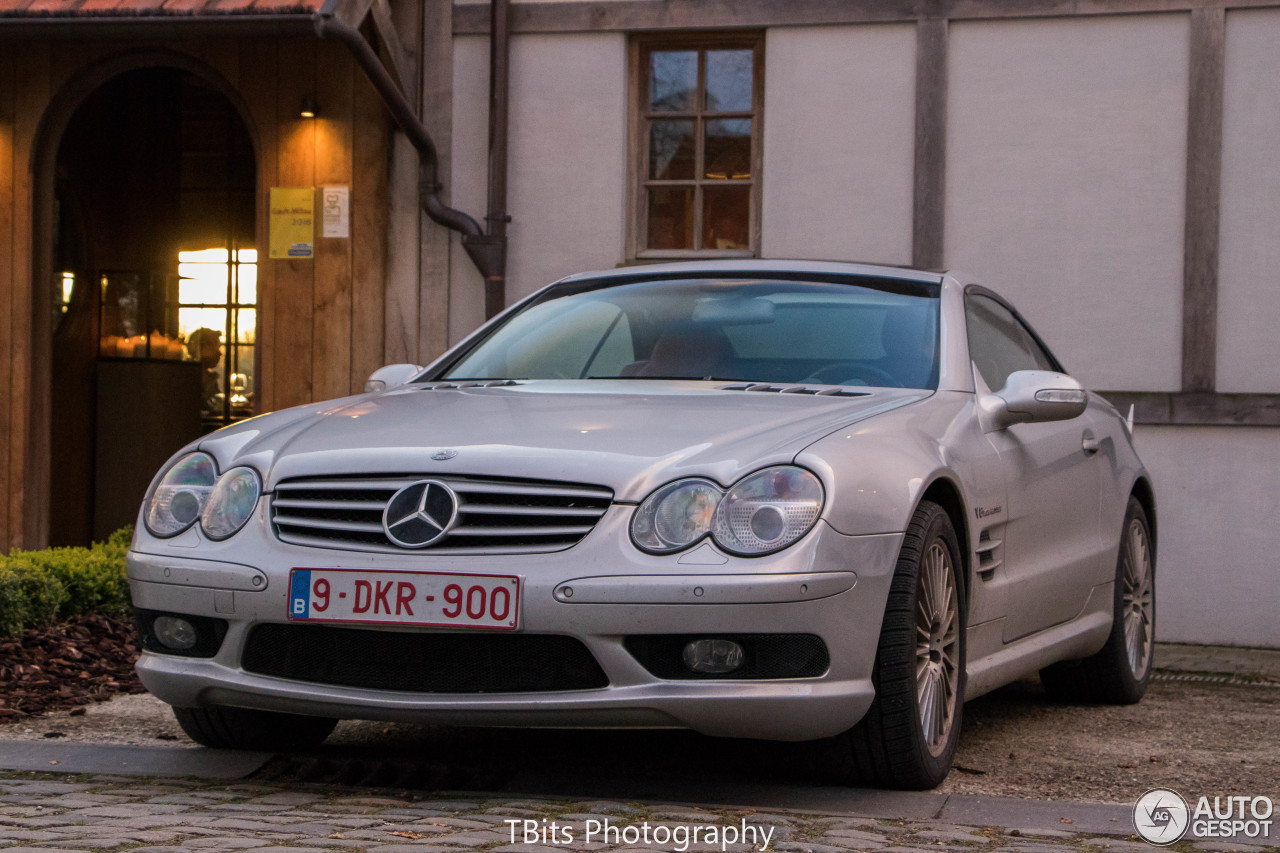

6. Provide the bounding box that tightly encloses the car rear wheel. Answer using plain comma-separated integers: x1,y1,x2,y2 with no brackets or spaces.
172,705,337,751
837,499,966,789
1039,495,1154,705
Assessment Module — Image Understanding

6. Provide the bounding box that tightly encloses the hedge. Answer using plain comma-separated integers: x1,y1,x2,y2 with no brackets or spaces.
0,527,132,638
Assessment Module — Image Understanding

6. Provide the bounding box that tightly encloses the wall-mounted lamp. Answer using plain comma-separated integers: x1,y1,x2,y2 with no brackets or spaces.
299,96,321,118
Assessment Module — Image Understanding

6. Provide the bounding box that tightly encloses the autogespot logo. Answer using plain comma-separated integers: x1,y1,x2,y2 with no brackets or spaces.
1134,788,1190,845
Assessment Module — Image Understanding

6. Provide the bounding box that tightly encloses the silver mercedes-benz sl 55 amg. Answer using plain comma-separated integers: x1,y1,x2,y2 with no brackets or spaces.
128,260,1156,788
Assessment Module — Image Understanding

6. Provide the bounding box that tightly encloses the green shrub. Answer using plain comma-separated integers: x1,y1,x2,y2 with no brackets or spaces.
0,527,133,637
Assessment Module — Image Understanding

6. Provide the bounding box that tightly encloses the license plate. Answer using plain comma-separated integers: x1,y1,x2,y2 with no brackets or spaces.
287,569,521,630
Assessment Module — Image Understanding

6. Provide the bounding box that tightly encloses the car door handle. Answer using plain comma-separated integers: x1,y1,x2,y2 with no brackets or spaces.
1082,431,1100,455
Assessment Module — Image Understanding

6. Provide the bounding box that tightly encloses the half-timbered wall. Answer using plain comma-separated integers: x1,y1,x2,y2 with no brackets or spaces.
445,1,1280,646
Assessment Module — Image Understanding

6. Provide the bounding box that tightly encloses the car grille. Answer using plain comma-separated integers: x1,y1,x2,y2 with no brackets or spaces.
271,475,613,554
242,624,609,693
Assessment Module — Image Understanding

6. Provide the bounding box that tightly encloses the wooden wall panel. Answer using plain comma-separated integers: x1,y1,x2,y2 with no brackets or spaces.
271,40,317,410
351,66,390,390
312,42,355,401
238,39,279,414
11,43,51,548
0,50,14,548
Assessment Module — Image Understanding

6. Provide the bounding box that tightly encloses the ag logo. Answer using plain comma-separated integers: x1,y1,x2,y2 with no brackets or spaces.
1134,788,1190,845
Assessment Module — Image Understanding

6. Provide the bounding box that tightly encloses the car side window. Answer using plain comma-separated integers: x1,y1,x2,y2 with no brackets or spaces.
965,294,1053,391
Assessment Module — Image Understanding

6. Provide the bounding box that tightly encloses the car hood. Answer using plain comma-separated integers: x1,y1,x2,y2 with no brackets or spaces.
202,380,927,501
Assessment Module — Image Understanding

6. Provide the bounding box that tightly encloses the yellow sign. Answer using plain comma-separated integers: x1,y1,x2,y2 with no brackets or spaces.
269,188,314,259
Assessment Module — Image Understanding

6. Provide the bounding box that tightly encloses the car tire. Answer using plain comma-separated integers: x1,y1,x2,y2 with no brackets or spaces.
172,705,337,751
1039,496,1154,705
837,499,967,790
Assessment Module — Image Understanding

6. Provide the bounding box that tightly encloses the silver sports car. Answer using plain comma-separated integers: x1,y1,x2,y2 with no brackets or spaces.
128,260,1156,788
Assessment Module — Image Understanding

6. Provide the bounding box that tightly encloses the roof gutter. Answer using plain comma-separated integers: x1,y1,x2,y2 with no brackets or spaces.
313,12,505,287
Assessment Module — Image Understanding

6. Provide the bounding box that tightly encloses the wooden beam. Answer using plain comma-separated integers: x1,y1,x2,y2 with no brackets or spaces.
1181,6,1225,393
1099,392,1280,427
453,0,1280,34
912,18,947,270
369,0,417,108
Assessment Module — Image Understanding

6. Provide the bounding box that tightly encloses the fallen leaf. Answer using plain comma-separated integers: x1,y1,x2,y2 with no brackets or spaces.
1060,818,1074,824
391,832,424,840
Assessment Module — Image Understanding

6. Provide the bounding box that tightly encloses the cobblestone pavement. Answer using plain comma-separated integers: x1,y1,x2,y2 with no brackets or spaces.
1,774,1275,853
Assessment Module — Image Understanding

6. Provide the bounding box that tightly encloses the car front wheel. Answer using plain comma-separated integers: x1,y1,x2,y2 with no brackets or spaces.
837,499,966,789
1040,495,1154,704
173,705,338,751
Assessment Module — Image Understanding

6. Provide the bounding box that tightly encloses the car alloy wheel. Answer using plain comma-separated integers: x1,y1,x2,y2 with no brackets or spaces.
916,541,960,757
1121,516,1154,678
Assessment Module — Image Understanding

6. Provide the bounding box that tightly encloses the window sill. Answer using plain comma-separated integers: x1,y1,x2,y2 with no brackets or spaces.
629,249,756,264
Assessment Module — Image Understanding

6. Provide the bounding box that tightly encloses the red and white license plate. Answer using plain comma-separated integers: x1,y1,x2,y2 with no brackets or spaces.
287,569,521,630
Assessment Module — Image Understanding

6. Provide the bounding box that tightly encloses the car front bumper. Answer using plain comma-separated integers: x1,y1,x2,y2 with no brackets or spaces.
127,508,904,742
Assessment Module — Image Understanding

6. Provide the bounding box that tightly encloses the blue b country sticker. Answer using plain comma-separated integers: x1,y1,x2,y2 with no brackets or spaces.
289,570,311,619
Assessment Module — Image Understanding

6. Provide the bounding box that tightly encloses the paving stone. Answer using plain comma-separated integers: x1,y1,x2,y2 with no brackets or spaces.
0,832,82,843
1076,839,1152,851
579,803,645,817
490,846,567,853
822,828,892,845
60,838,138,849
1,848,95,853
0,785,92,796
120,847,190,853
486,808,549,818
406,803,477,813
363,847,463,853
249,794,325,807
182,838,277,849
994,845,1077,853
771,843,852,853
1192,843,1273,852
1004,829,1074,840
75,806,190,818
910,828,991,845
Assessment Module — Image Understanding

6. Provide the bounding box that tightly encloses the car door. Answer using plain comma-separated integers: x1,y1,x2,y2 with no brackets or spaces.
964,291,1106,643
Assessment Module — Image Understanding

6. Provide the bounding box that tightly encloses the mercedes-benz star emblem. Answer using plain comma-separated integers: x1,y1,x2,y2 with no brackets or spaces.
382,480,459,548
431,449,458,461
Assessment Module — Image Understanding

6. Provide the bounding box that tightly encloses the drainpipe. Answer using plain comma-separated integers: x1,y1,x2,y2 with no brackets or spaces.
481,0,511,318
313,13,507,290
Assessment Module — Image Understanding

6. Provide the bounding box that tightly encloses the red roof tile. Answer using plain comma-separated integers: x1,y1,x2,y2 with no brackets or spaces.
0,0,321,15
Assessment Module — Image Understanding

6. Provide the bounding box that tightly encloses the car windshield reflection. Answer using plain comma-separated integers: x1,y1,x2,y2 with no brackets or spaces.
434,276,942,389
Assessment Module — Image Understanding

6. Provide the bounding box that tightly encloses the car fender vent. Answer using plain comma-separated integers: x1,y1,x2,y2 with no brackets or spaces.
718,383,869,398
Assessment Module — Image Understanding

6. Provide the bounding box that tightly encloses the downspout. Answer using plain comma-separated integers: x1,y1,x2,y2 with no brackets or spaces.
313,13,507,290
481,0,511,318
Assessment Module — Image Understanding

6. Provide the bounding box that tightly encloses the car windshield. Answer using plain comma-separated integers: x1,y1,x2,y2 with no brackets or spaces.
434,275,941,389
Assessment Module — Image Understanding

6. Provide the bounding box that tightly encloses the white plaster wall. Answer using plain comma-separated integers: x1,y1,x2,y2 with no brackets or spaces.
1217,9,1280,393
449,35,490,346
1134,426,1280,648
449,33,628,346
945,16,1188,392
761,24,916,265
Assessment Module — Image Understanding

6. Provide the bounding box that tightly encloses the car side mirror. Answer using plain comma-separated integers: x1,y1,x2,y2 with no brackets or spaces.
981,370,1087,430
364,363,423,393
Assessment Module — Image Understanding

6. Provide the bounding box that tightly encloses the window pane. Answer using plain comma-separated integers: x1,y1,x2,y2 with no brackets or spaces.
702,186,750,250
235,308,257,344
647,186,695,250
704,118,751,180
649,119,696,180
965,295,1043,391
706,49,753,112
649,51,697,111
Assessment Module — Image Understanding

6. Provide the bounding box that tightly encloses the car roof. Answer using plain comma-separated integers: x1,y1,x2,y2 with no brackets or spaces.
555,259,946,286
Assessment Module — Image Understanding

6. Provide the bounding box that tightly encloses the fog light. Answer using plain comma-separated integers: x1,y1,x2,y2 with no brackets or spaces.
682,638,744,674
153,616,198,651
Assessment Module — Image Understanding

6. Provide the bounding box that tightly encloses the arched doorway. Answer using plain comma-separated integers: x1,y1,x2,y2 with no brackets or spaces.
47,65,258,546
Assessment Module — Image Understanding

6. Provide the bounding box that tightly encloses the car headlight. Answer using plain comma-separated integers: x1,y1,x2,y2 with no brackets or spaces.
712,466,824,555
144,452,218,537
200,467,262,540
630,479,722,554
631,467,825,556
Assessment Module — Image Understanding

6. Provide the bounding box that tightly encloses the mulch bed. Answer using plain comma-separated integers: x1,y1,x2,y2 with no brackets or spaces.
0,614,146,723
